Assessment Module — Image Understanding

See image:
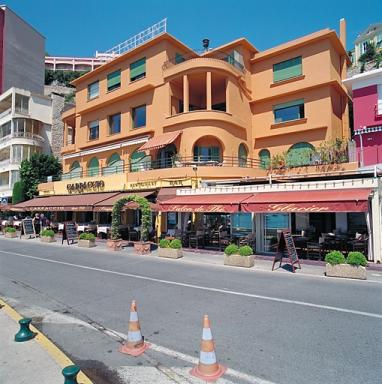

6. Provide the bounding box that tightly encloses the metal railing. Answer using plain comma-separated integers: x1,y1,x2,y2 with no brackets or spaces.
163,50,246,73
53,155,261,181
0,132,45,143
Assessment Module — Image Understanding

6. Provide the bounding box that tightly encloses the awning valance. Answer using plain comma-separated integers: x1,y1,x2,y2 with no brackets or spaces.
159,193,253,213
241,189,372,213
138,131,181,152
93,191,154,212
12,192,119,212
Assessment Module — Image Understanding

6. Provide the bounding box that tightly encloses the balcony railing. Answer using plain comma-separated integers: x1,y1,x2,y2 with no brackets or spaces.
54,155,261,181
163,50,245,73
0,132,45,145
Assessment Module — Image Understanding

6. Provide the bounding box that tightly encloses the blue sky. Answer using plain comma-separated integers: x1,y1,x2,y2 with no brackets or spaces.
5,0,382,56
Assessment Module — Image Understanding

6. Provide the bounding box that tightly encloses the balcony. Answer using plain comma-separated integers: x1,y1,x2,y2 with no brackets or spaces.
0,132,45,147
0,108,11,121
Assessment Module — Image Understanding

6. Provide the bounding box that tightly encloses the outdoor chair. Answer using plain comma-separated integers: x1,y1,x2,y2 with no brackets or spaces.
306,242,322,260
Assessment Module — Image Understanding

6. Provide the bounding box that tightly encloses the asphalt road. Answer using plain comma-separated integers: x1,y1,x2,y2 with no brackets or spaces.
0,237,381,384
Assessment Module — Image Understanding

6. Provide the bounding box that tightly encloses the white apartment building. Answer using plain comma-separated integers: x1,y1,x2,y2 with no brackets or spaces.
0,87,52,200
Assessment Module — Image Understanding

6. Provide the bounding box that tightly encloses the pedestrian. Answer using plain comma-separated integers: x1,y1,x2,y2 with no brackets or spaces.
40,213,47,230
33,213,41,236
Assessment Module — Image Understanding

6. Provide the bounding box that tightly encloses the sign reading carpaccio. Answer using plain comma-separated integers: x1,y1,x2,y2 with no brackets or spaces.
67,180,105,194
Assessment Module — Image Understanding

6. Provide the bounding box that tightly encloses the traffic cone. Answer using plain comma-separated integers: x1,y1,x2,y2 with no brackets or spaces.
190,315,226,381
119,300,150,356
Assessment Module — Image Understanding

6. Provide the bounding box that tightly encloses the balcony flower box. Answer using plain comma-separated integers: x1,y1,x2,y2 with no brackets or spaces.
78,233,96,248
158,239,183,259
223,244,254,268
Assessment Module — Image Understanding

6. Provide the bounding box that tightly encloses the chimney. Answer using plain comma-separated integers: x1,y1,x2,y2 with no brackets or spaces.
202,39,210,52
339,18,346,49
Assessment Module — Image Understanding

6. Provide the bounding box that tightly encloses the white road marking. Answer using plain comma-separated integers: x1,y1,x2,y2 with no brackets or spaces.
1,250,382,320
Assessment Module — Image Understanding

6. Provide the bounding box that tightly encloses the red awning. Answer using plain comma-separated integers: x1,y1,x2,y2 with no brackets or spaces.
12,192,120,212
138,131,181,151
93,191,154,212
241,189,372,213
159,193,253,213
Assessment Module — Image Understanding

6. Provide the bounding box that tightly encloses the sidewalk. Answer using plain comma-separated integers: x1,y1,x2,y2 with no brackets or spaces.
0,299,93,384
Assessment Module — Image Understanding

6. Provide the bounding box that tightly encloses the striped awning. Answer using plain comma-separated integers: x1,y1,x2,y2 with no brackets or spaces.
138,131,181,152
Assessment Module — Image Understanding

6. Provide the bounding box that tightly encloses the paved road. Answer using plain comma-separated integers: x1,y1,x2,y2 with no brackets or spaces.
0,238,381,384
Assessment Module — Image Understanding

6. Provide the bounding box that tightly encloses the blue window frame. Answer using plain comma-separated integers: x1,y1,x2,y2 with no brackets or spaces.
88,120,99,140
273,99,304,123
132,105,146,128
109,113,121,135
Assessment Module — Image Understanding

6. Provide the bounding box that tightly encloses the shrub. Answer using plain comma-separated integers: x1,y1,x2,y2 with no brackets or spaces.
159,239,170,248
170,239,182,249
5,227,16,233
239,245,253,256
325,250,346,265
79,233,95,241
41,229,55,237
346,252,367,267
224,244,239,255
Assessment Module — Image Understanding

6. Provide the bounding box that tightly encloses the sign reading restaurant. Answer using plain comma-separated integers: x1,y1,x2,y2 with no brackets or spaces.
67,180,105,194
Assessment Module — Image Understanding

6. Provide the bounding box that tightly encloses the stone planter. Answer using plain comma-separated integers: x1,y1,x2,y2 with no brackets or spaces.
224,254,255,268
158,247,183,259
107,239,122,251
325,263,367,280
5,231,17,238
40,236,56,243
134,242,151,255
78,239,96,248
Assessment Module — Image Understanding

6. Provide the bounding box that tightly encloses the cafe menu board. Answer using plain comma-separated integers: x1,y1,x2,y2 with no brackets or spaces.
272,230,301,273
20,218,36,239
62,222,78,245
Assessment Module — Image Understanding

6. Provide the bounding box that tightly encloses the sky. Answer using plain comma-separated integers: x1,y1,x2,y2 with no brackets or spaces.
5,0,382,56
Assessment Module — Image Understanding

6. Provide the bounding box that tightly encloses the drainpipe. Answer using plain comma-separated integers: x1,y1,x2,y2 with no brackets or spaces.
359,126,366,167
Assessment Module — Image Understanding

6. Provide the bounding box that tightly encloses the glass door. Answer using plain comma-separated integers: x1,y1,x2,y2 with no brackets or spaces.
263,213,290,252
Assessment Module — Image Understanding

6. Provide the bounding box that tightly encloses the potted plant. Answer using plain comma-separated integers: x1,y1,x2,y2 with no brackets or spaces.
325,250,367,280
158,238,183,259
78,232,96,248
223,244,255,268
40,229,56,243
108,195,152,254
4,227,17,238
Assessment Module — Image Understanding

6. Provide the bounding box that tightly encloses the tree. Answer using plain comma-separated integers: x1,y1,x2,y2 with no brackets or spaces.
12,181,26,204
20,153,62,199
359,42,377,64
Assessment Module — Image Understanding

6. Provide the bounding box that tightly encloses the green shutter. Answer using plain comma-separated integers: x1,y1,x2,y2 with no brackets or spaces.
107,70,121,89
210,147,220,161
273,99,304,111
130,58,146,80
273,56,302,82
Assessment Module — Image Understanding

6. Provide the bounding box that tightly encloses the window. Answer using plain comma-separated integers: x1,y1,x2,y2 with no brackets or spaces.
238,143,248,167
259,149,270,169
130,58,146,82
87,157,99,177
88,120,99,140
273,99,304,123
273,56,302,83
15,94,29,114
175,53,185,64
132,105,146,128
361,41,368,54
193,146,221,162
103,153,124,175
68,161,82,179
88,81,99,100
286,142,314,167
107,70,121,91
108,113,121,135
130,151,151,172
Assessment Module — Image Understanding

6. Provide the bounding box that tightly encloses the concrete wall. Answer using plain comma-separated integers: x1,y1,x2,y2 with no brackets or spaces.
2,7,44,94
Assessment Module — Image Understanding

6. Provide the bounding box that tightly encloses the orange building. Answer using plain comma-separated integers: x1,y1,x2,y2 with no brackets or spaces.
37,20,355,211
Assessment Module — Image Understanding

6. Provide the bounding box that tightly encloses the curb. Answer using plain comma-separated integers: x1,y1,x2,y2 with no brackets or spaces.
0,298,93,384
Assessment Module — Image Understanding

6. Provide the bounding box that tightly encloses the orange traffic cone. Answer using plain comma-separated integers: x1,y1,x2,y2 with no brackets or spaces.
190,315,226,381
119,300,150,356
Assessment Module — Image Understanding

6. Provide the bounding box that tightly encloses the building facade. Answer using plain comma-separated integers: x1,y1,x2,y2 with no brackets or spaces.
343,68,382,167
353,23,382,65
45,55,109,73
0,6,45,94
0,88,53,200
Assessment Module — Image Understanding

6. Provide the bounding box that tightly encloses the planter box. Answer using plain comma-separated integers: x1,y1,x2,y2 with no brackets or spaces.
40,236,56,243
107,239,122,251
134,242,151,255
158,247,183,259
78,239,96,248
326,263,367,280
224,254,254,268
5,232,17,238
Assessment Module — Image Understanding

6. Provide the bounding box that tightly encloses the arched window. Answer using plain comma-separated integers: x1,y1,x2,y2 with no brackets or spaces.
238,143,248,167
130,151,151,172
103,153,124,175
259,149,270,169
67,161,82,179
193,136,222,162
286,142,314,167
87,157,99,177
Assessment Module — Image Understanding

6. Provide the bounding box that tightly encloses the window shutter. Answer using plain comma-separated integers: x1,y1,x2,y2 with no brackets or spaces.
273,99,304,111
130,58,146,80
88,81,99,98
107,70,121,89
273,57,302,82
